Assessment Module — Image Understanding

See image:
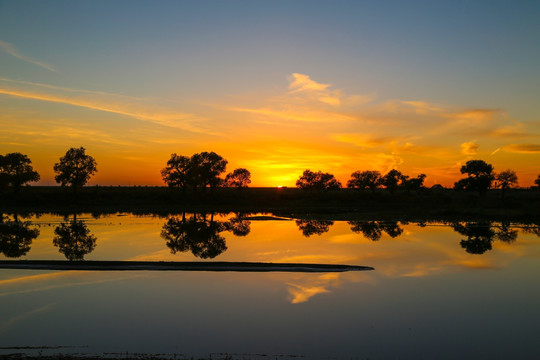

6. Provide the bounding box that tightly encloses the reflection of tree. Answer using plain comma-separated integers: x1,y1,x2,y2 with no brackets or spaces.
225,213,251,236
522,224,540,237
53,215,97,260
453,222,495,255
0,214,39,258
496,223,518,244
295,219,334,237
161,213,228,259
348,221,403,241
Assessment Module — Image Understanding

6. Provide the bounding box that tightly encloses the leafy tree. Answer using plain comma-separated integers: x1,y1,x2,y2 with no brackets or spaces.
54,147,97,193
347,170,381,190
161,154,192,192
224,168,251,188
190,152,228,191
296,170,342,191
534,174,540,189
0,153,40,192
400,174,426,192
379,169,406,194
495,170,518,198
53,215,97,260
295,219,334,237
454,160,494,196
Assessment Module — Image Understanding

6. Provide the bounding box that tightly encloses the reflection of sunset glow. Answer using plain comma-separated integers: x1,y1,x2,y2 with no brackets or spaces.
1,215,539,303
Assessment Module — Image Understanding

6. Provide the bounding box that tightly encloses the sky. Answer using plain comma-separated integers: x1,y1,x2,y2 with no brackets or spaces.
1,0,539,187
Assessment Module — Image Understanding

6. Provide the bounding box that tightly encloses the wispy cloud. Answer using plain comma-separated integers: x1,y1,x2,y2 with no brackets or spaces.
0,78,212,134
0,40,56,72
503,144,540,154
461,141,479,155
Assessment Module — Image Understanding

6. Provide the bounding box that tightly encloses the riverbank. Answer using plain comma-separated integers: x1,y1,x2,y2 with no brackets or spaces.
1,186,539,222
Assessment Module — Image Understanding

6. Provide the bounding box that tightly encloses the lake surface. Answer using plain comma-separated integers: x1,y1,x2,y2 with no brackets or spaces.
1,213,539,359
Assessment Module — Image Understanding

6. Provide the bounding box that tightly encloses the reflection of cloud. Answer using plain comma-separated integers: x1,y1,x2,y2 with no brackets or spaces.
0,78,210,133
0,271,140,297
0,303,56,333
287,273,341,304
503,144,540,154
0,40,56,71
461,141,479,155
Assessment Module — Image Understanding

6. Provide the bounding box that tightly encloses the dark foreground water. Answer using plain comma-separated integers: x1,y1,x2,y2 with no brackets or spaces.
1,213,539,359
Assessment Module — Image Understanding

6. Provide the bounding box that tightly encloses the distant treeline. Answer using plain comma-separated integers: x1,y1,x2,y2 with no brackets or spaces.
1,148,540,196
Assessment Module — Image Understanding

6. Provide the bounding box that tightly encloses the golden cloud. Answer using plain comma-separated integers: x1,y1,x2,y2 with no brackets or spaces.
0,78,210,134
461,141,479,155
503,144,540,154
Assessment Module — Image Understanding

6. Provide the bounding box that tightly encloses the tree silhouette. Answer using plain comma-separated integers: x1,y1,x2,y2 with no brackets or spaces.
535,175,540,188
347,170,381,190
454,160,494,196
400,174,427,192
191,152,228,191
161,153,192,192
54,147,97,193
452,222,495,254
495,170,518,198
224,168,251,188
379,169,406,194
0,215,39,258
53,215,97,260
296,170,341,191
161,213,228,259
0,153,40,193
162,152,227,193
295,219,334,237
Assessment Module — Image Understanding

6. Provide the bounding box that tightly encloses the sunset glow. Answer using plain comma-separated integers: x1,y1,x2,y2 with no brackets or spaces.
1,2,539,187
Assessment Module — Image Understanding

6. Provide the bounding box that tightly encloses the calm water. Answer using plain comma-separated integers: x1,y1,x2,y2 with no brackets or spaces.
1,213,539,359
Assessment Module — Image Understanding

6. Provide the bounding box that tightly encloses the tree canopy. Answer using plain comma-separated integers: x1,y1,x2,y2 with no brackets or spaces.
495,170,518,197
224,168,251,188
454,160,494,195
296,170,341,191
379,169,406,194
53,147,97,192
0,153,40,192
347,170,381,190
161,151,228,192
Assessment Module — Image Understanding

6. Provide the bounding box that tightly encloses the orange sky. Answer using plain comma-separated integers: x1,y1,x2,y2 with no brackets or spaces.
1,3,539,187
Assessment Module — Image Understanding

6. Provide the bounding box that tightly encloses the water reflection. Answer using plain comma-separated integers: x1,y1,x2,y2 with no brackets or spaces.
295,219,334,237
348,221,404,241
0,213,39,258
161,213,228,259
53,214,97,260
224,212,251,237
452,222,521,254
